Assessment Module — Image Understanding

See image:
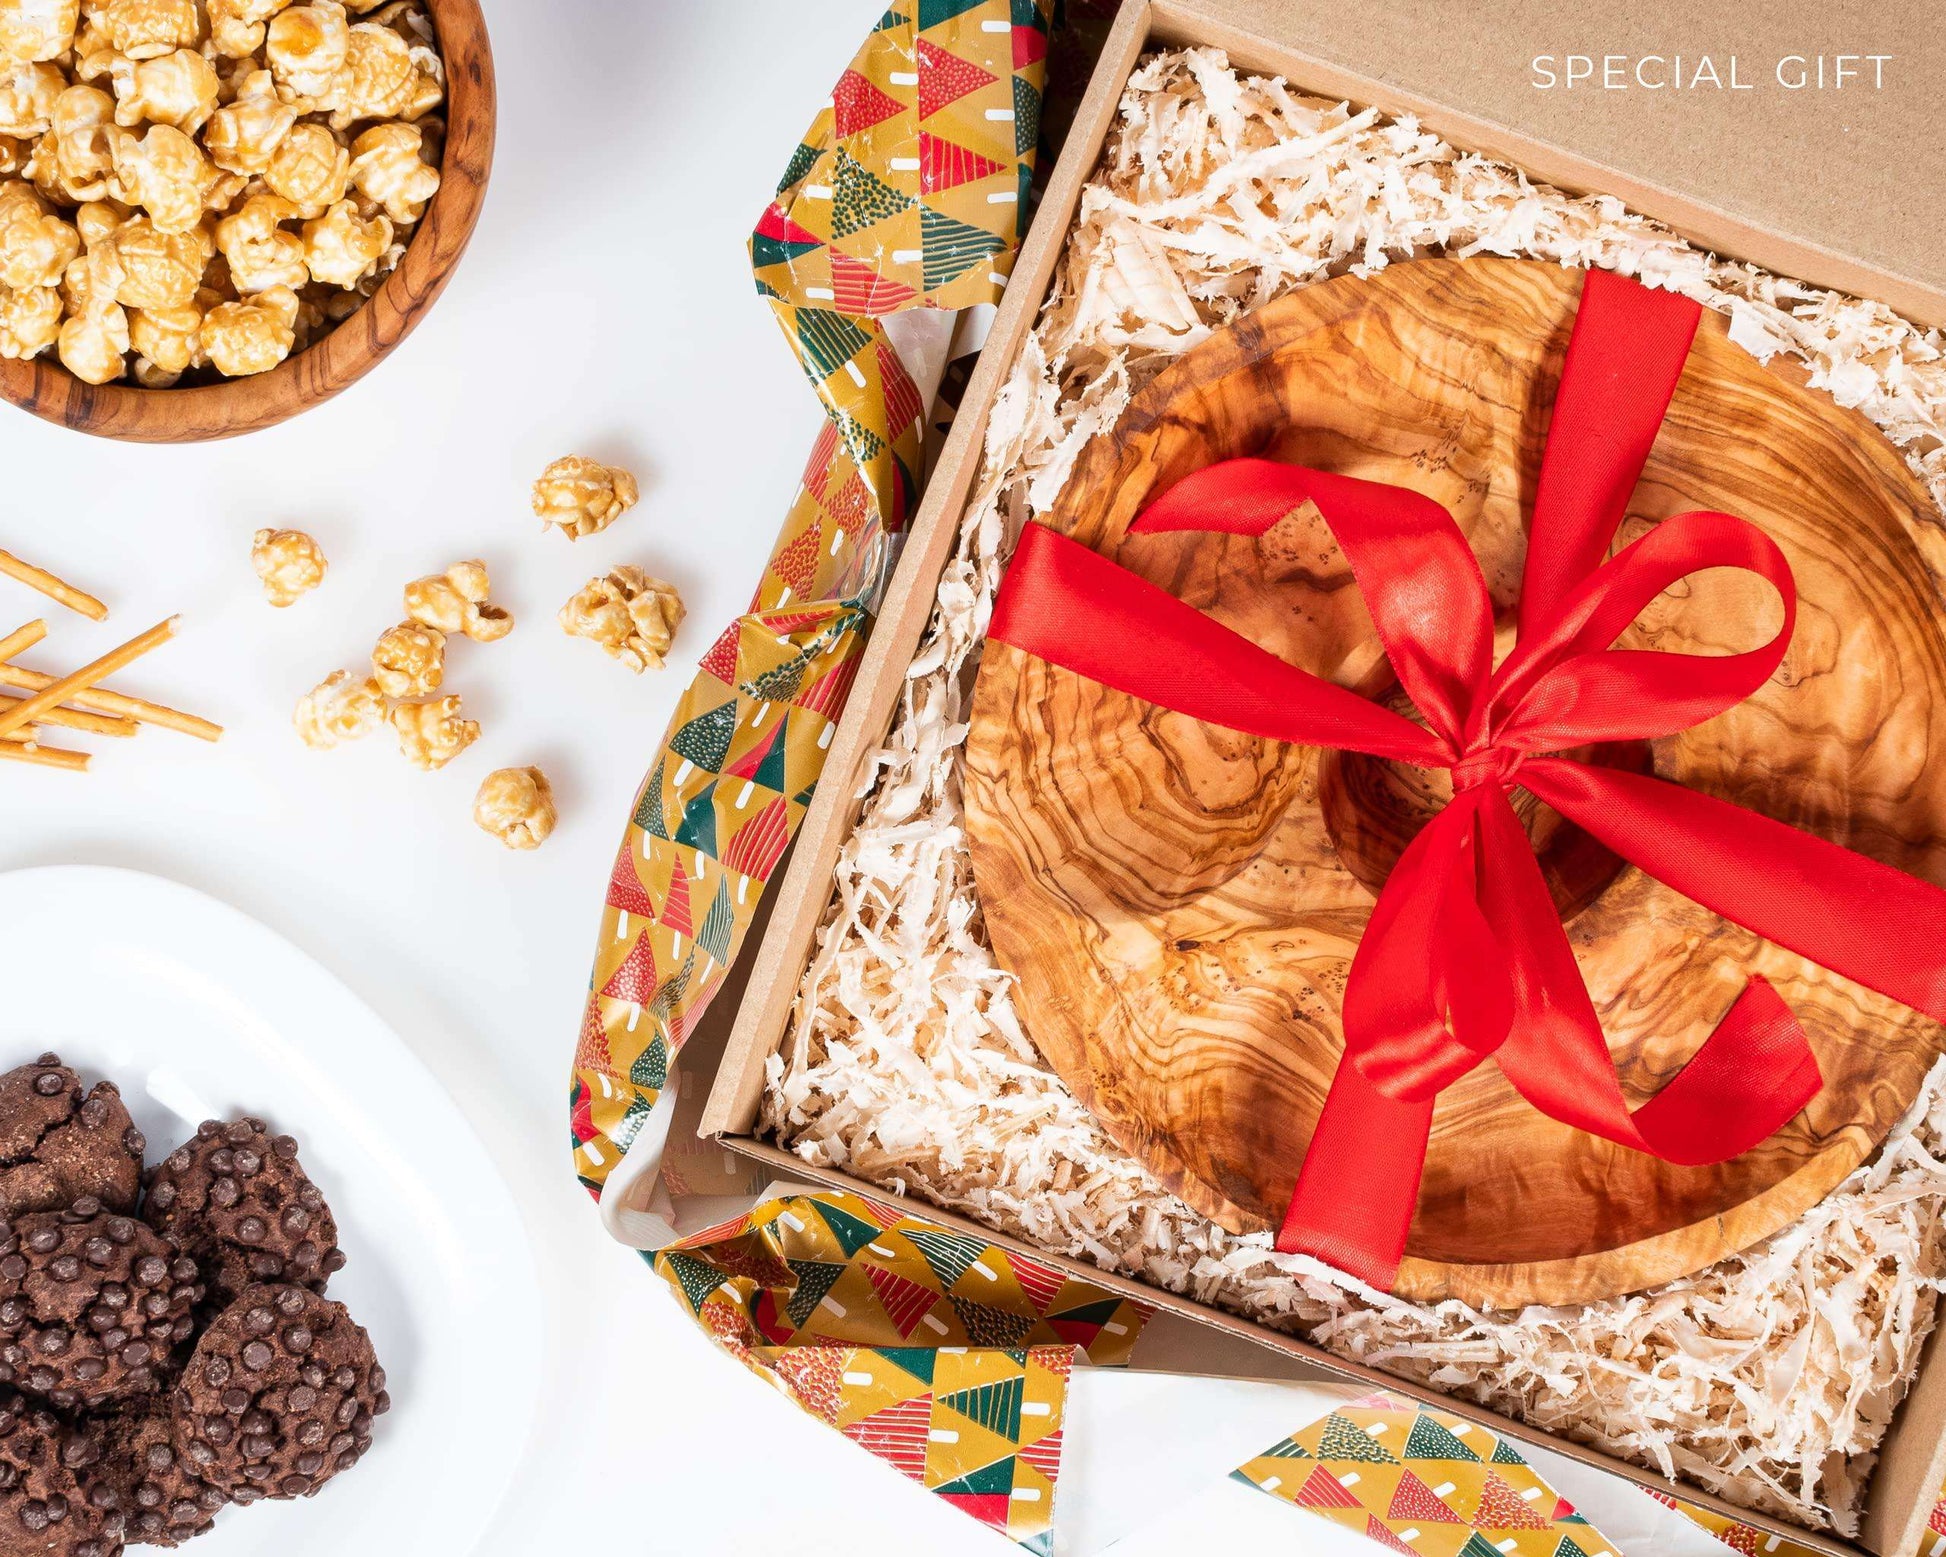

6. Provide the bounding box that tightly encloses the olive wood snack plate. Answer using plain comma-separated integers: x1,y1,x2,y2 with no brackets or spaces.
964,256,1946,1308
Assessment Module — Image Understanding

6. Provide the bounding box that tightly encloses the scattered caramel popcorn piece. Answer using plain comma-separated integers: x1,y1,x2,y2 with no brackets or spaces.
559,565,684,673
264,0,347,103
293,667,383,749
261,118,345,216
102,212,208,307
0,276,60,355
85,0,201,60
402,558,510,643
201,67,297,175
300,194,385,287
0,59,63,137
214,190,303,292
346,119,433,223
199,279,294,374
370,617,442,698
532,455,638,541
0,1,78,64
84,45,220,134
473,766,555,850
388,692,474,770
0,179,78,289
251,525,325,607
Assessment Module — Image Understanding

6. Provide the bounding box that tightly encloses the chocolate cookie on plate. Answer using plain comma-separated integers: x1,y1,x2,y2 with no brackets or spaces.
142,1123,344,1306
0,1211,202,1412
85,1402,226,1549
0,1392,118,1557
0,1059,144,1220
170,1285,387,1502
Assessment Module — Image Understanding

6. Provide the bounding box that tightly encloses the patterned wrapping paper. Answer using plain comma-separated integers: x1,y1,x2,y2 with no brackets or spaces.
561,2,1946,1551
568,0,1053,1198
649,1188,1149,1550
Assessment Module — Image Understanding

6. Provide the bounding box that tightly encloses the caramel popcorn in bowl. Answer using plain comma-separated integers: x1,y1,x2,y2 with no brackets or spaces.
473,766,555,850
0,0,444,384
389,693,475,770
559,565,684,673
532,456,639,541
293,668,384,749
252,526,326,606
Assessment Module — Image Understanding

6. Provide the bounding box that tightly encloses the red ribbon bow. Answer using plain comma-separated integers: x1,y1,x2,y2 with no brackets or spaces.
987,268,1946,1289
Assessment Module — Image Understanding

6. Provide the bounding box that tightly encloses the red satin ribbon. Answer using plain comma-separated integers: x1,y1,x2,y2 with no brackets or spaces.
986,268,1946,1289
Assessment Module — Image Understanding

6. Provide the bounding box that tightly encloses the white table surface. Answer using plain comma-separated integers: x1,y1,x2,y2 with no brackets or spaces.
0,4,1717,1554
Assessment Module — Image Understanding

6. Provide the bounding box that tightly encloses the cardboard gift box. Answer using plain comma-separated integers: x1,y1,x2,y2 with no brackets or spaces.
692,4,1946,1551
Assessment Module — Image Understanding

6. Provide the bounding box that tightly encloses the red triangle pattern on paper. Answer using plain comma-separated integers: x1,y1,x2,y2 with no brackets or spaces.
833,67,906,138
920,130,1005,192
660,864,694,939
794,654,860,721
574,995,610,1073
938,1491,1011,1532
1387,1470,1465,1525
842,1393,933,1481
754,200,822,247
1294,1464,1363,1511
917,37,996,119
828,250,919,316
877,341,923,435
772,523,823,598
605,845,655,919
865,1263,939,1337
599,934,657,1005
1009,1257,1066,1314
1360,1514,1418,1554
800,417,841,499
699,623,741,686
1017,1427,1063,1479
1471,1471,1551,1531
1931,1498,1946,1536
1012,23,1048,71
827,470,872,538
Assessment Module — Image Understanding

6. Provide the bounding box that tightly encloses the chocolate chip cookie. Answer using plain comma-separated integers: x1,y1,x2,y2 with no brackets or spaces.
170,1286,386,1501
0,1211,202,1412
141,1123,343,1307
0,1060,144,1222
0,1393,117,1557
85,1404,225,1550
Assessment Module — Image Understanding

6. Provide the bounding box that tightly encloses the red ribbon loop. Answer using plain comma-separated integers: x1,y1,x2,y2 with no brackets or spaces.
986,268,1946,1291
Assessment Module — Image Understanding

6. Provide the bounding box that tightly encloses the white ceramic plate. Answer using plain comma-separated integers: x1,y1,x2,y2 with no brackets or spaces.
0,866,540,1556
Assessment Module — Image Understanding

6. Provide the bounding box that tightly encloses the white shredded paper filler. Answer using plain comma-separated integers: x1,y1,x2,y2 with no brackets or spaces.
761,48,1946,1535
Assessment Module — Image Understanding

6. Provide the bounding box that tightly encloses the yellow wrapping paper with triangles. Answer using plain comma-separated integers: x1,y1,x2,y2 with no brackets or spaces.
650,1187,1148,1551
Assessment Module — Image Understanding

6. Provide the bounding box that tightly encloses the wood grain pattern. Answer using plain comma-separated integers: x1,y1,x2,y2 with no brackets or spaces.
963,256,1946,1307
0,0,494,443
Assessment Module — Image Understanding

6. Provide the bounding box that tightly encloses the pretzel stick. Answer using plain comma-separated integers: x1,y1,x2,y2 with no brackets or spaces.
0,661,219,741
0,693,134,738
0,741,88,772
0,725,36,743
0,618,176,743
0,551,107,622
0,620,47,663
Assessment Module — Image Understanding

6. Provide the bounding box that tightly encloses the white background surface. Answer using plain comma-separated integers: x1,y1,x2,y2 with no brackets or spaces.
0,4,1716,1553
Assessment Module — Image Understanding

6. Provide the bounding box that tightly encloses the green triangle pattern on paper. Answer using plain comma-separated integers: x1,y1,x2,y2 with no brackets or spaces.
813,1199,882,1258
783,1258,848,1328
746,655,811,704
905,1227,987,1288
874,8,909,31
918,0,987,28
1404,1412,1483,1463
940,1374,1024,1439
696,882,735,965
1012,72,1040,156
1489,1435,1529,1466
948,1295,1035,1349
919,204,1005,292
661,1250,725,1313
1259,1436,1311,1460
795,306,875,383
628,1033,668,1091
934,1454,1018,1497
1554,1539,1592,1557
874,1346,937,1387
775,140,821,195
671,700,739,772
1458,1536,1509,1557
1314,1412,1400,1465
674,782,718,857
831,150,914,239
632,759,668,838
